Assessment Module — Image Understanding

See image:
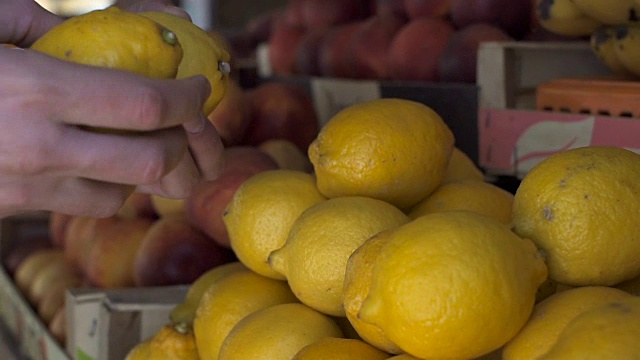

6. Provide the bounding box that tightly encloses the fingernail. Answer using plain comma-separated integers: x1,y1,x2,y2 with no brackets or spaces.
163,6,192,21
184,114,207,134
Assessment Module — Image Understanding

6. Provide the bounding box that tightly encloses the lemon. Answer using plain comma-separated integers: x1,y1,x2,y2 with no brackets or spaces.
125,322,198,360
408,179,514,224
502,285,632,360
358,211,548,359
292,337,389,360
218,303,343,360
193,269,299,360
268,196,410,316
31,6,182,79
224,170,327,279
308,98,454,210
170,261,246,326
512,146,640,286
539,296,640,359
259,139,314,172
443,147,484,183
141,11,231,114
343,230,403,354
151,195,186,217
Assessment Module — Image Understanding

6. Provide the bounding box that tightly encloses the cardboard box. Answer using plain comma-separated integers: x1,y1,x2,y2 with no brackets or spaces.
0,212,69,360
66,285,187,360
0,213,188,360
476,41,640,178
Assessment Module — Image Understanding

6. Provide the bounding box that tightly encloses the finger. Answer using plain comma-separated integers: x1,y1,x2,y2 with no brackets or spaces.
0,175,133,218
51,125,189,186
135,149,200,198
124,1,192,20
184,114,225,180
0,0,63,46
19,50,210,131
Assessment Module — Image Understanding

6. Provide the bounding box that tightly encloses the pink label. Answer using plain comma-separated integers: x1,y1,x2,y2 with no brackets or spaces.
479,108,640,175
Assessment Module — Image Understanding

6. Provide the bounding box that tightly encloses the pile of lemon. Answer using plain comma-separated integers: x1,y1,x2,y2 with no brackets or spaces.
125,97,640,360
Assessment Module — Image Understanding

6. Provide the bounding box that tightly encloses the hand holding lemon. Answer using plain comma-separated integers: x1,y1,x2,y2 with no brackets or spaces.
0,4,230,217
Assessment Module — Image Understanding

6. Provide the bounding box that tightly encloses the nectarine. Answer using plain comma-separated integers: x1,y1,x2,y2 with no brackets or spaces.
318,22,361,78
133,215,236,286
348,13,406,79
185,146,278,248
375,0,409,19
85,216,153,288
404,0,451,19
207,79,252,146
243,82,319,152
301,0,373,29
449,0,532,39
268,18,307,75
387,17,455,82
437,23,512,83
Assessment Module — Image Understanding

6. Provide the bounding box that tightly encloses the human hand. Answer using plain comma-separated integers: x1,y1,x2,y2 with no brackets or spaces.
0,47,224,217
0,2,225,218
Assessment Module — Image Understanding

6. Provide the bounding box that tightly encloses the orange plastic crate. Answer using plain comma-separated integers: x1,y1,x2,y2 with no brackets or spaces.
536,77,640,118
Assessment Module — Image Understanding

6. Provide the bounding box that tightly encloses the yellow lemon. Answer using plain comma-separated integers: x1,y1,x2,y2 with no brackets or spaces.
343,230,403,354
31,6,182,79
292,337,389,360
218,303,343,360
169,261,246,326
224,170,327,279
502,285,632,360
443,147,484,183
193,269,299,360
268,196,410,316
141,11,231,114
259,139,314,172
151,195,186,217
512,146,640,286
308,98,454,210
539,296,640,359
125,322,198,360
359,211,548,359
408,179,514,224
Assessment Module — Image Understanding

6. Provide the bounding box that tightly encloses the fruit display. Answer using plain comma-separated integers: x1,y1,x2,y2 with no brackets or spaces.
115,95,640,359
0,5,323,348
222,0,576,83
534,0,640,78
3,2,640,359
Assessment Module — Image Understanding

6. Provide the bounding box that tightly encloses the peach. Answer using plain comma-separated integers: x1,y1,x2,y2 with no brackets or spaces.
387,17,455,82
349,13,406,79
133,215,236,286
185,146,278,248
301,0,373,29
268,18,307,75
3,235,52,276
48,212,73,248
449,0,532,39
243,82,320,152
318,22,361,78
207,79,251,146
403,0,451,19
295,28,329,76
375,0,409,19
437,23,512,83
63,216,100,274
116,192,156,220
85,216,154,288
